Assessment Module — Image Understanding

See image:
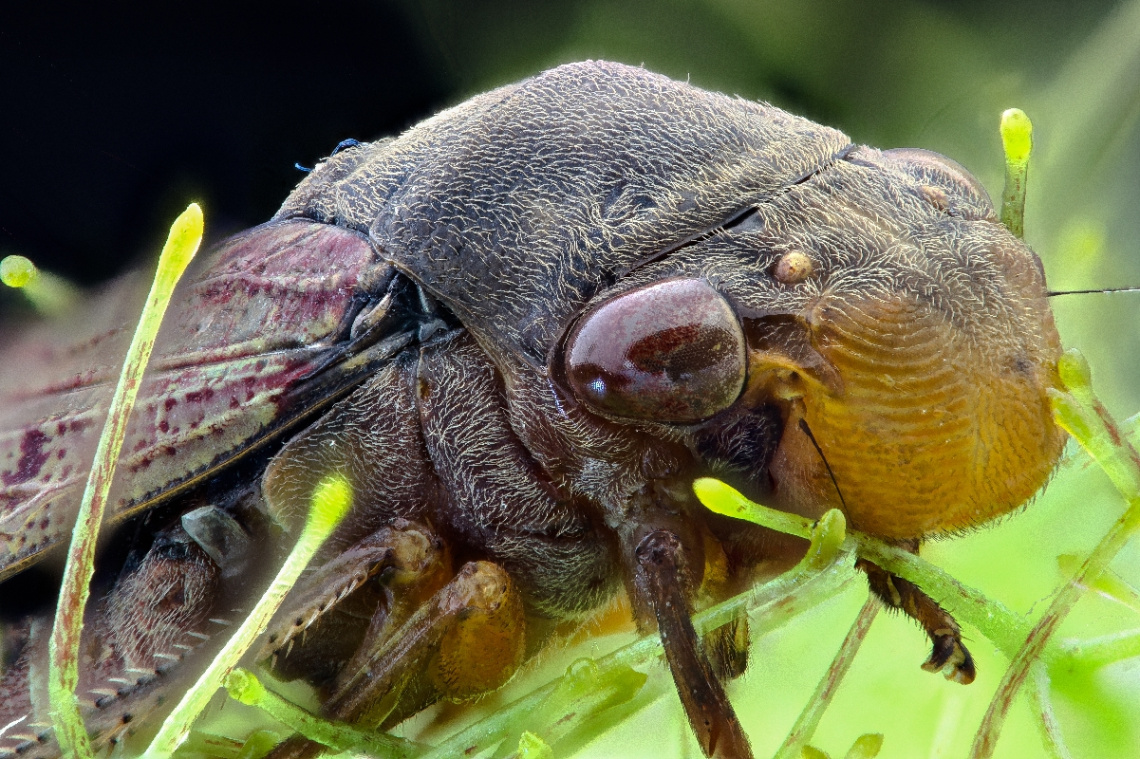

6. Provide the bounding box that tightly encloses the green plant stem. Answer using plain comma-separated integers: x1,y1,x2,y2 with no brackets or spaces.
141,475,353,759
174,730,280,759
608,513,853,673
774,598,880,759
47,203,202,759
1000,108,1033,238
224,668,422,758
488,660,647,759
1061,628,1140,668
1056,555,1140,612
693,478,1033,660
970,351,1140,759
972,501,1140,758
20,270,81,317
1027,662,1072,759
516,731,554,759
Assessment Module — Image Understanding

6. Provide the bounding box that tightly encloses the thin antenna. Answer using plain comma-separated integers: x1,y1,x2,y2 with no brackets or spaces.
1048,286,1140,297
797,418,847,511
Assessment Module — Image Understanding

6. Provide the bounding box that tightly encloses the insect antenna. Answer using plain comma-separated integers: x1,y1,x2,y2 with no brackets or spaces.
294,138,361,173
1047,286,1140,296
797,417,848,511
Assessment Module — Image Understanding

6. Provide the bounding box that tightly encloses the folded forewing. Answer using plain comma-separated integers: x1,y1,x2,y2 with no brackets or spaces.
0,221,389,579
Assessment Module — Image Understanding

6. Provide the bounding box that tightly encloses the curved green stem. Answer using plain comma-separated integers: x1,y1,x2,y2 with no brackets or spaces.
971,351,1140,758
224,668,422,758
47,203,202,759
693,478,1033,660
774,598,879,759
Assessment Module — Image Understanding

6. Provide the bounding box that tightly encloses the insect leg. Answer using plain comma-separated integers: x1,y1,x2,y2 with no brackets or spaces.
261,519,451,688
694,525,752,682
0,522,225,758
267,558,525,759
704,614,750,681
634,530,754,759
857,558,976,684
330,559,525,718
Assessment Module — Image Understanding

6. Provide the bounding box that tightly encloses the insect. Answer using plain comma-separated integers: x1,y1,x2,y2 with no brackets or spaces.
0,61,1066,758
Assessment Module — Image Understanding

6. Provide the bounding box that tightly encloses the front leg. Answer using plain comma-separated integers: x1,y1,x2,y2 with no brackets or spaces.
261,518,451,688
261,330,614,757
634,529,753,759
857,557,976,684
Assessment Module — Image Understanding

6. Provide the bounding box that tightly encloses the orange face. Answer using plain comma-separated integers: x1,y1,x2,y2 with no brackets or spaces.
699,146,1070,541
754,288,1066,539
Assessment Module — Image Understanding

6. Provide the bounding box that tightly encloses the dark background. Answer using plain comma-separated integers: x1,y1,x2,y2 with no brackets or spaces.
0,0,1124,284
0,2,451,286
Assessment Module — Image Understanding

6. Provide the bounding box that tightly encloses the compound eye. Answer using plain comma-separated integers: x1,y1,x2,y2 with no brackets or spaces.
881,147,996,218
564,279,746,423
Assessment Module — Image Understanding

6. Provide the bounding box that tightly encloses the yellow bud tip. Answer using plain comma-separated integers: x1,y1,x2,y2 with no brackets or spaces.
0,255,38,289
693,477,732,509
1057,348,1092,391
849,733,885,758
805,509,847,568
694,482,737,518
223,668,264,705
815,509,847,546
159,203,205,276
308,474,353,534
172,202,204,240
1000,108,1033,166
518,731,553,759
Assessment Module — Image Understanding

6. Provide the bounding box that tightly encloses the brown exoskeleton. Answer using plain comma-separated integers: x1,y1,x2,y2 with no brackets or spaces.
0,62,1065,758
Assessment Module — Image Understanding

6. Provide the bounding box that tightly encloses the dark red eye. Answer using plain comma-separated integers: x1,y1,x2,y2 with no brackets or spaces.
564,279,746,423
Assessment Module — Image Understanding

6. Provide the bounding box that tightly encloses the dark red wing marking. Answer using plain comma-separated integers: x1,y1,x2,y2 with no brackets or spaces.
0,221,385,579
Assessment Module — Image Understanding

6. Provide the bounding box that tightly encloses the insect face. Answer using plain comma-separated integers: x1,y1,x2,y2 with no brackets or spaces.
556,142,1066,540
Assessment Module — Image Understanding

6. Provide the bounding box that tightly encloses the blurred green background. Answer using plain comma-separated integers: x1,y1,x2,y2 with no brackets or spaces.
4,1,1140,757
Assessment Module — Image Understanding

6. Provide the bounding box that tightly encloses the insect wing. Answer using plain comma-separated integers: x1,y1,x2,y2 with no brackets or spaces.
0,220,390,579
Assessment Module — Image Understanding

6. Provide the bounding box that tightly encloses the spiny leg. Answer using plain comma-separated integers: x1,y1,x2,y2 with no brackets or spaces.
266,550,525,759
261,519,450,687
0,517,231,758
857,557,976,684
330,559,525,720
